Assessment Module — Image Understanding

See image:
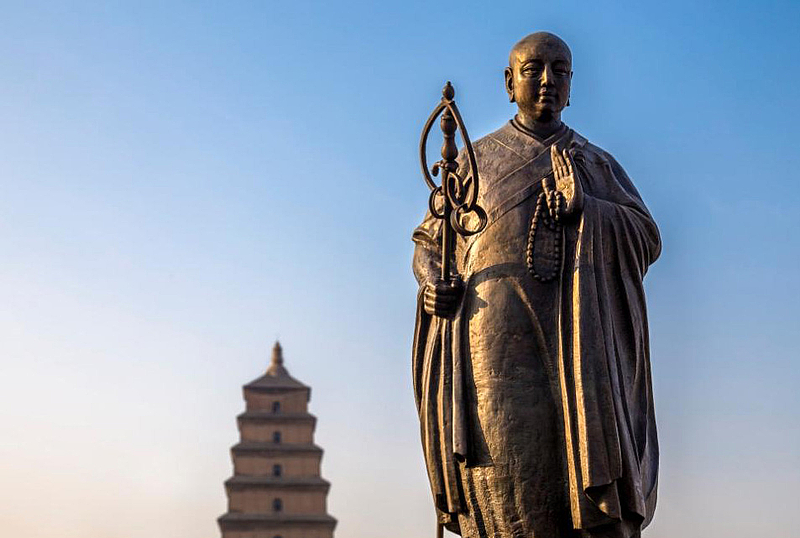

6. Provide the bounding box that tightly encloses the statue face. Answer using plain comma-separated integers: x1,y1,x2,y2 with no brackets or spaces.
506,35,572,123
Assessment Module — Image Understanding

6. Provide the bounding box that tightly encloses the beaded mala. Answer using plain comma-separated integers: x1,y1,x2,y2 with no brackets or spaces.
526,191,563,281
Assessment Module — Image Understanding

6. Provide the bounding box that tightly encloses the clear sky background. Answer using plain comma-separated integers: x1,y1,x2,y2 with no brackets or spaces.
0,1,798,537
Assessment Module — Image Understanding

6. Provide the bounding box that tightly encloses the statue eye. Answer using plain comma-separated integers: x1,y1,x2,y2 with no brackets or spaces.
553,63,570,76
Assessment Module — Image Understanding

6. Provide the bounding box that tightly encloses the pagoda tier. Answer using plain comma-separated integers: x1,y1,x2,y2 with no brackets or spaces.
219,342,336,538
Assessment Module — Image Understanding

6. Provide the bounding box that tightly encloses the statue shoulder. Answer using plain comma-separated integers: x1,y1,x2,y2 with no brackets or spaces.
468,122,528,163
456,122,526,172
468,122,516,151
569,130,628,176
569,130,649,203
482,121,521,147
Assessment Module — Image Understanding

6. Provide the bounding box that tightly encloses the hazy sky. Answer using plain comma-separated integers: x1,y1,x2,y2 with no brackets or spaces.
1,1,798,537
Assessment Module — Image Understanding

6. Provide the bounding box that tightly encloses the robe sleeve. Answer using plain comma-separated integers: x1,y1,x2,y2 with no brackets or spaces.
561,149,661,532
578,151,661,268
412,209,443,286
411,208,465,532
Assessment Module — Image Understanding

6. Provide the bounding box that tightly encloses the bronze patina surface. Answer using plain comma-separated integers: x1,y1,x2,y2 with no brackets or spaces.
412,32,661,538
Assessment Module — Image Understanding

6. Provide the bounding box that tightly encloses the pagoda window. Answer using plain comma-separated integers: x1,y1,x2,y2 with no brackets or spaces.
273,498,283,512
273,431,282,444
273,464,282,477
272,401,281,413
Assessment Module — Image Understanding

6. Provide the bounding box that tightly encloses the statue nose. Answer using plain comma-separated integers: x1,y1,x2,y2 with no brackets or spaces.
541,64,554,85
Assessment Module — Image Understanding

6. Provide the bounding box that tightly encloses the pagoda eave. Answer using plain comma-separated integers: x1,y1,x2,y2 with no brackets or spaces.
231,442,323,456
218,513,337,531
237,411,317,425
225,476,331,492
243,384,311,394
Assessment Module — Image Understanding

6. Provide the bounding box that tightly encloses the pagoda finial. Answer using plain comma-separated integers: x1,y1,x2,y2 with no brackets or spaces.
266,340,288,376
272,341,283,365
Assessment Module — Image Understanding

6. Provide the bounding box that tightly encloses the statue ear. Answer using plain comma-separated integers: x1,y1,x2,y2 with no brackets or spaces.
504,67,515,103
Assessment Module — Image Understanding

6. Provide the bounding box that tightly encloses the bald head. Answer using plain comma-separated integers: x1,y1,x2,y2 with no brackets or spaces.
509,32,572,69
504,32,573,134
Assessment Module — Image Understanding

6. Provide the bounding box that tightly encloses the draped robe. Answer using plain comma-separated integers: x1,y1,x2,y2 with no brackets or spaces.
412,121,661,538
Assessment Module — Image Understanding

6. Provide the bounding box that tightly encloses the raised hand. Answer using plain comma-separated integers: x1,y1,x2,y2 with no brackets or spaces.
543,144,584,222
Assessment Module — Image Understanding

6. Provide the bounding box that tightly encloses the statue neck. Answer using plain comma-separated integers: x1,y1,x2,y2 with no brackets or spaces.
514,112,563,141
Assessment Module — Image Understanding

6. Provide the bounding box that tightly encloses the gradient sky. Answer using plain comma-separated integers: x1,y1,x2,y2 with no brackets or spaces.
0,1,798,537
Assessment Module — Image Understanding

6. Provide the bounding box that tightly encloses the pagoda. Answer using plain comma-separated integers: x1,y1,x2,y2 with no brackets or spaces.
218,342,337,538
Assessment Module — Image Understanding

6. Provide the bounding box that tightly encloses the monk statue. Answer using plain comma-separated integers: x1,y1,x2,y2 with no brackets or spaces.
412,32,661,538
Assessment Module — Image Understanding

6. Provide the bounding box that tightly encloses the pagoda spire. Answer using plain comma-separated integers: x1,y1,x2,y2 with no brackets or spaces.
266,340,289,377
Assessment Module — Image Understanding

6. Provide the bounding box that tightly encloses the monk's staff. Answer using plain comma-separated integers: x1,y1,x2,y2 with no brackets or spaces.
419,82,487,538
419,81,487,286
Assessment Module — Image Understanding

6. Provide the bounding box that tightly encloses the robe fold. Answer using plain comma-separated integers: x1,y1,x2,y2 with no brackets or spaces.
412,121,660,538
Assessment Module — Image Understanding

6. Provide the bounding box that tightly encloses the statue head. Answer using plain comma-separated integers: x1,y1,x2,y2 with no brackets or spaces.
505,32,572,127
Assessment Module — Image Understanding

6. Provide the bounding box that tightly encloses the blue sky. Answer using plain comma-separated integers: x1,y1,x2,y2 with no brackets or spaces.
0,1,798,537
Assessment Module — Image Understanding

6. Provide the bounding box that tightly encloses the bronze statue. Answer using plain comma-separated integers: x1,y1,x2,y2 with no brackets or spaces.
412,32,661,538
